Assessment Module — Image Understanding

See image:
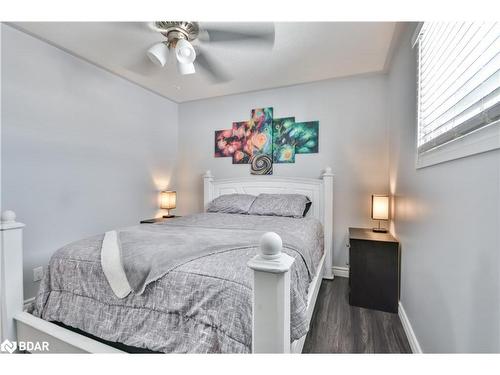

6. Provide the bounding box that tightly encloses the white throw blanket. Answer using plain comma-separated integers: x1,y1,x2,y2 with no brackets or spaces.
100,230,132,298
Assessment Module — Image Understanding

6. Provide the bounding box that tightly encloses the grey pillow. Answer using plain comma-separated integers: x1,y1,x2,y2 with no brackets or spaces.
206,194,256,214
248,193,311,218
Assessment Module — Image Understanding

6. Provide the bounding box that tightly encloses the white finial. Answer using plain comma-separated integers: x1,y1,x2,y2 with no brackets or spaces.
204,170,213,178
322,166,333,176
259,232,283,260
1,210,16,223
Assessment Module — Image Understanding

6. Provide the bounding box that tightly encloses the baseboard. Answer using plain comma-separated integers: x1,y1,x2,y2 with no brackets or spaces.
332,266,349,278
398,301,423,353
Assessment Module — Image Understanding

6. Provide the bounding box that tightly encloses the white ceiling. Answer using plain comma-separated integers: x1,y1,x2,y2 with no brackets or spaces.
10,22,397,103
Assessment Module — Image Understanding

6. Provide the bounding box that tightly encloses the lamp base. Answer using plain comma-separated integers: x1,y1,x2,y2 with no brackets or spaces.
372,227,388,233
162,215,175,219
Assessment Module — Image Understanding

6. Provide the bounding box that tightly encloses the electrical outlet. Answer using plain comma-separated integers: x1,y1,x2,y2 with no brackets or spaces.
33,266,44,282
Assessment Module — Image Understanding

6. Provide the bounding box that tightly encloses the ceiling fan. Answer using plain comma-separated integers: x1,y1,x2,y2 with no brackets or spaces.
144,21,275,83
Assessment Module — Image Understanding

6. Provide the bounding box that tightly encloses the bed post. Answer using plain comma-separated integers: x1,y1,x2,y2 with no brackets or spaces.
203,170,214,210
322,166,334,279
0,210,25,344
248,232,294,353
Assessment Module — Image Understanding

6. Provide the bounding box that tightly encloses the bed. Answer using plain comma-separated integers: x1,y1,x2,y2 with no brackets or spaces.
0,167,334,353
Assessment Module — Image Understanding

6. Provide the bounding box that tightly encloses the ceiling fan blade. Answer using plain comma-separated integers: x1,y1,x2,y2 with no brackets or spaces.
200,23,275,48
195,47,232,83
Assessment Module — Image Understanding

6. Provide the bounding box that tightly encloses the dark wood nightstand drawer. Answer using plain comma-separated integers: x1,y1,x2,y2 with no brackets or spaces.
348,227,400,313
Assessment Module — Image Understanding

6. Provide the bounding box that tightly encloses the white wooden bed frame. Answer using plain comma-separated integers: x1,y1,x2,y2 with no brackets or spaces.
0,167,333,353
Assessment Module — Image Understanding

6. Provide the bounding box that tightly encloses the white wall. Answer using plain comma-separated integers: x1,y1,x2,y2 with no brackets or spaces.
1,25,179,299
387,25,500,352
177,76,390,269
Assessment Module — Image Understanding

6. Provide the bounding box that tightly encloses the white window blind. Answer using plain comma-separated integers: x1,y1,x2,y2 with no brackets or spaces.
416,22,500,153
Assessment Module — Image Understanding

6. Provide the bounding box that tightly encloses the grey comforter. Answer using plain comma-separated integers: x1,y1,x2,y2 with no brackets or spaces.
31,213,324,353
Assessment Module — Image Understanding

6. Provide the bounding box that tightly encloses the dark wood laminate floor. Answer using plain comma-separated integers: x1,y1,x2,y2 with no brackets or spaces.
303,277,411,353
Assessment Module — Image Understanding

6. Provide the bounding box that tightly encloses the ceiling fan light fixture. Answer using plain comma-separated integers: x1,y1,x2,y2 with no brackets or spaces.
175,39,196,75
147,42,169,67
177,61,196,75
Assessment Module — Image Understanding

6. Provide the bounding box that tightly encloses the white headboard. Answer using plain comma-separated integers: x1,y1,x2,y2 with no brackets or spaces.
203,167,334,279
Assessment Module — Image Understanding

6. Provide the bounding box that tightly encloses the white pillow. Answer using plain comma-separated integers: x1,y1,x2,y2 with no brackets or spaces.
206,194,256,214
248,194,311,218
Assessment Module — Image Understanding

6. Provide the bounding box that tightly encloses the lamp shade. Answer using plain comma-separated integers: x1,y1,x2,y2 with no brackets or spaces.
371,195,389,221
177,61,195,75
147,42,169,67
175,39,196,75
160,191,176,210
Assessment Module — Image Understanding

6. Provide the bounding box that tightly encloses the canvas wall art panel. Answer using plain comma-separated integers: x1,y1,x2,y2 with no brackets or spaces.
249,107,273,158
231,121,252,164
250,154,273,175
214,129,242,158
292,121,319,154
272,117,296,163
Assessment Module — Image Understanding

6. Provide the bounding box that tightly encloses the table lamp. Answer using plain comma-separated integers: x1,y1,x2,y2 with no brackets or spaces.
371,194,389,233
160,190,176,218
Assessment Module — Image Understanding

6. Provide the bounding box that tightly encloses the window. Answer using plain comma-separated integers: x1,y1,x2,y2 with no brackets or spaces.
415,22,500,167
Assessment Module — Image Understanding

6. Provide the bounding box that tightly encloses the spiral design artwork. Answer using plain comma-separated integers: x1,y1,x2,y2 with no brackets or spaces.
250,154,273,175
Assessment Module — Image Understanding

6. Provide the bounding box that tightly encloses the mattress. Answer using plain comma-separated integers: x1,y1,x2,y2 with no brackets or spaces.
31,212,324,353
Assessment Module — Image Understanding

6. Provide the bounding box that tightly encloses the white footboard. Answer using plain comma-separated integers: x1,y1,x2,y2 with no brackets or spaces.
0,210,122,353
0,211,25,345
248,232,327,354
15,311,123,353
248,232,295,353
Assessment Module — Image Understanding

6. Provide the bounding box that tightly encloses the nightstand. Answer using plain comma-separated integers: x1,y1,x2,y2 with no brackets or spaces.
348,227,400,313
140,216,179,224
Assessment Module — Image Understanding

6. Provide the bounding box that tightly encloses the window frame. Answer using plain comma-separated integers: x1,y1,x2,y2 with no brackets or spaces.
412,22,500,169
415,119,500,168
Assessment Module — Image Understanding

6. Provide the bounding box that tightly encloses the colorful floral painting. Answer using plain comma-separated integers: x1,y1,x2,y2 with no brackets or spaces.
249,107,273,158
214,107,318,174
231,121,252,164
292,121,319,154
272,117,296,163
214,129,242,158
